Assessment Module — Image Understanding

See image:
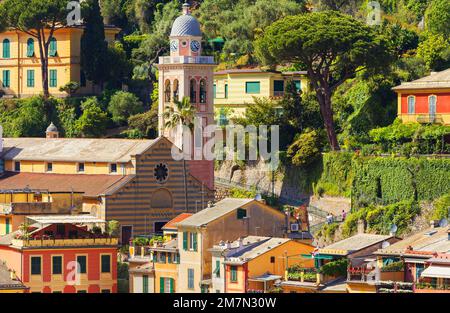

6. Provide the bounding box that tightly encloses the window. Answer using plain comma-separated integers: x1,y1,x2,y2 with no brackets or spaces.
2,70,10,88
173,79,179,101
294,80,302,93
78,163,85,172
429,95,437,115
224,84,228,98
52,256,62,275
2,39,10,58
27,70,35,87
273,80,284,96
167,253,172,264
159,252,166,263
27,38,35,57
14,161,20,172
56,224,65,236
245,82,260,94
31,256,41,275
188,269,194,289
190,79,197,103
214,260,220,278
101,255,111,273
46,162,53,172
49,37,57,57
164,80,171,102
183,232,188,250
270,256,275,263
77,290,87,293
110,163,117,173
213,84,216,98
173,253,179,264
49,69,57,87
230,266,238,282
199,79,207,103
77,256,87,274
143,275,149,293
407,96,415,114
189,232,198,251
101,289,111,293
237,208,247,220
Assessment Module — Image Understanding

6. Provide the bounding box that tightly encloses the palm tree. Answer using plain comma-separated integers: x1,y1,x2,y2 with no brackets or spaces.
163,96,196,130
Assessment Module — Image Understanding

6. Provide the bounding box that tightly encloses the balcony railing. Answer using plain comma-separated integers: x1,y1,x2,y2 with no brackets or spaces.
347,267,379,282
159,56,215,65
416,114,444,124
11,237,118,247
0,202,52,215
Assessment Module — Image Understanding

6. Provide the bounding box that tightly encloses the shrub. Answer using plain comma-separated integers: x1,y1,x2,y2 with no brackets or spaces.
75,97,109,138
108,91,144,125
381,261,404,272
431,193,450,221
59,81,80,96
287,129,324,167
320,259,348,277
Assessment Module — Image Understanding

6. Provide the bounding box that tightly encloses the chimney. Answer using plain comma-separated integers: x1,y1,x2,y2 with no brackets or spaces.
430,220,438,228
238,237,243,248
45,122,59,139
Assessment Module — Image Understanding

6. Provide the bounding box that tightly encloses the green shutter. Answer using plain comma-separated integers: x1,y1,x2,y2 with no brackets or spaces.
27,38,34,57
169,278,174,293
49,69,57,87
76,256,87,273
193,233,198,251
214,260,220,277
213,84,216,98
152,252,157,263
168,253,172,264
160,277,165,293
224,84,228,98
101,255,111,273
3,39,10,59
143,275,149,293
49,37,57,56
294,80,301,92
245,82,260,94
27,70,35,87
273,80,284,92
2,70,10,88
52,256,62,274
5,218,10,234
183,232,188,250
231,266,237,282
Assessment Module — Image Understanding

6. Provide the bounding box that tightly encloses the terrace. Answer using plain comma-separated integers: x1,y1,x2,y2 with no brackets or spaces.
159,56,215,65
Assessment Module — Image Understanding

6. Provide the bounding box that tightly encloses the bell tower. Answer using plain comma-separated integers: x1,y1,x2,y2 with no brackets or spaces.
156,2,215,190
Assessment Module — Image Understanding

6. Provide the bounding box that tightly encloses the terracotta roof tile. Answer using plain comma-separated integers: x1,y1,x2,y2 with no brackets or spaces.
161,213,193,230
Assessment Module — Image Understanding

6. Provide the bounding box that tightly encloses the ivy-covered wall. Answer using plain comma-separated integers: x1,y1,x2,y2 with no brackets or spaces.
351,157,450,207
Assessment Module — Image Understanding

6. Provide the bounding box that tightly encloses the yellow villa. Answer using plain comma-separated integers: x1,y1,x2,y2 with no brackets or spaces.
0,26,119,98
213,68,309,123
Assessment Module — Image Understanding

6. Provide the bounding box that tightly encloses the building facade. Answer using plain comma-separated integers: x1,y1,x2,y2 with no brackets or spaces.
0,216,118,293
0,26,119,98
0,131,214,242
393,68,450,125
214,69,309,122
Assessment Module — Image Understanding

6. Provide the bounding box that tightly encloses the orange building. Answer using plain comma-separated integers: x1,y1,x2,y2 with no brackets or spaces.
393,68,450,125
210,236,314,293
0,215,118,293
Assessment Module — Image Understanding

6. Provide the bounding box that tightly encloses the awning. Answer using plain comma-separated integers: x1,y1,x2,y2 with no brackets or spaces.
404,257,426,264
421,265,450,279
301,254,334,260
26,215,106,224
248,274,282,282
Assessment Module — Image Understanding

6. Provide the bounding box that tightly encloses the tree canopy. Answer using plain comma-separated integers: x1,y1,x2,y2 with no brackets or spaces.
255,11,394,150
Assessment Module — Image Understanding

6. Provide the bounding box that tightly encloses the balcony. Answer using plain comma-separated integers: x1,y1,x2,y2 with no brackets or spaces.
416,114,444,124
159,56,215,65
0,202,52,215
415,282,450,293
11,237,118,248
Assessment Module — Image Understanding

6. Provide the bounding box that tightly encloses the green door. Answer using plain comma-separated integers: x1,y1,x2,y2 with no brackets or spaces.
5,218,10,234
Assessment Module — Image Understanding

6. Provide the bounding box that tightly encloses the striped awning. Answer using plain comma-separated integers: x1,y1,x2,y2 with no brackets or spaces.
421,266,450,279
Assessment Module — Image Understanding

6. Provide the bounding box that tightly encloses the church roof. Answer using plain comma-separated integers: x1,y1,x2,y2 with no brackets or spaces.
1,137,156,163
170,6,202,37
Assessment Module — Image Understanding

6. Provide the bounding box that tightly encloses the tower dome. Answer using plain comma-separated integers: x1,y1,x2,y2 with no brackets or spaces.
46,122,59,138
170,3,202,37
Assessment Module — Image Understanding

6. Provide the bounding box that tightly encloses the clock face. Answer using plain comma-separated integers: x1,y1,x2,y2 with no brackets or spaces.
170,40,178,52
190,40,201,53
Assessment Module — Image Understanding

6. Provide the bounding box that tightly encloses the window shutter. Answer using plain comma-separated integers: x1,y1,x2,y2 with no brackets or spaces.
27,39,34,57
143,275,148,293
49,37,57,57
152,252,157,263
183,232,188,250
294,80,301,92
3,39,10,58
169,278,174,293
160,277,165,293
168,253,172,264
193,233,198,251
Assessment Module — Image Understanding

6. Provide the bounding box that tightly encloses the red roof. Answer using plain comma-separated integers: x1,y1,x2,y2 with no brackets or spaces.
162,213,193,230
0,172,134,197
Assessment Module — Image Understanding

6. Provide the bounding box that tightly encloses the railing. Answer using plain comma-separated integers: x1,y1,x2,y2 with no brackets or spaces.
416,114,444,124
415,282,450,291
347,267,379,282
11,237,118,247
159,56,215,65
0,202,52,215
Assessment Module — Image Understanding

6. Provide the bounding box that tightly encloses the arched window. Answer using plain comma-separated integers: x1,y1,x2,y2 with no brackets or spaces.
164,80,171,102
49,37,57,57
407,96,415,114
199,79,207,103
173,79,179,102
27,38,35,57
190,79,197,103
151,188,173,209
429,95,437,115
2,39,10,59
